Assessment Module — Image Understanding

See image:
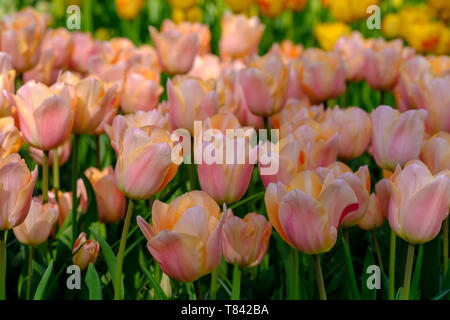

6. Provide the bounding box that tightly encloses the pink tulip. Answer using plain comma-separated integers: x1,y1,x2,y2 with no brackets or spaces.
0,154,38,230
5,81,75,150
137,191,226,282
239,51,289,117
298,48,346,104
0,8,48,72
323,106,372,159
388,160,450,244
167,76,219,134
85,166,126,224
188,54,221,82
53,183,87,228
420,132,450,174
28,138,71,167
162,19,211,55
149,26,198,75
222,210,272,268
13,196,58,246
0,117,23,159
269,40,303,64
69,32,102,74
371,105,427,171
72,232,100,271
333,31,368,82
0,53,15,117
219,12,264,61
265,170,359,254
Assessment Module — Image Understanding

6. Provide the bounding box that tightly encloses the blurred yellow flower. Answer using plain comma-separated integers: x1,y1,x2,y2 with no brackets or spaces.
171,8,185,24
398,5,433,38
382,13,400,38
286,0,308,11
351,0,379,21
434,26,450,54
257,0,287,18
95,27,112,41
404,21,444,53
314,22,351,51
224,0,254,13
391,0,403,9
329,0,379,23
115,0,144,20
428,0,450,23
186,6,203,23
169,0,197,10
321,0,331,8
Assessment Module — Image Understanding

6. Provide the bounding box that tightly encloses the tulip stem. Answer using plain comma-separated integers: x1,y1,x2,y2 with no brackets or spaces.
443,218,448,277
231,261,241,300
71,134,79,245
313,254,327,300
343,228,350,248
42,150,49,204
402,244,415,300
389,230,396,300
114,198,134,300
194,280,203,300
53,150,59,202
26,245,33,300
95,135,101,169
210,269,218,300
380,90,385,106
371,231,384,271
0,230,6,300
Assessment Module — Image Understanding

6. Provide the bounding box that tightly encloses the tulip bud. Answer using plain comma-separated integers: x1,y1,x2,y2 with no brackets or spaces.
357,193,385,231
72,232,100,270
333,31,368,82
420,132,450,174
162,20,211,55
115,0,144,20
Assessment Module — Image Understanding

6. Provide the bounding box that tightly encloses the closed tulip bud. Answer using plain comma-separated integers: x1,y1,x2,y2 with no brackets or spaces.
13,197,58,246
364,38,404,91
167,76,219,134
371,105,427,171
5,81,75,150
257,0,287,18
72,232,100,270
115,0,144,20
333,31,368,82
137,191,226,282
85,166,126,224
222,210,272,268
112,120,179,200
219,13,264,61
0,53,15,117
388,160,450,244
298,48,346,104
29,138,71,167
0,8,48,72
240,51,289,117
149,26,199,75
0,154,38,230
420,132,450,174
197,113,256,204
324,106,372,159
265,170,359,254
0,117,23,159
162,20,211,55
357,193,385,231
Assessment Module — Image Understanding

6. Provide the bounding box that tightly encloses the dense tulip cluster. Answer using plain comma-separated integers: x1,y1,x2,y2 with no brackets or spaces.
0,2,448,302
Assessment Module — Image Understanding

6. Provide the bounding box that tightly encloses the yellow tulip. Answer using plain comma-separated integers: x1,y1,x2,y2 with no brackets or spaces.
382,13,401,38
115,0,144,20
224,0,254,13
314,22,351,51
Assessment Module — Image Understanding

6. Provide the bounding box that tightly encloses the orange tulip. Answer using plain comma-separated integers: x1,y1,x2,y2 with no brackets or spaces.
72,232,100,270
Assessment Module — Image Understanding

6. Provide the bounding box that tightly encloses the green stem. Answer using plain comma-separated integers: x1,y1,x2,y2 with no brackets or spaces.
193,280,203,300
231,262,241,300
380,90,385,106
26,245,33,300
42,151,49,204
443,218,448,278
343,228,350,248
285,247,300,299
402,244,415,300
81,0,93,32
0,230,6,300
210,269,218,300
389,230,396,300
53,149,59,202
71,134,79,245
114,198,134,300
371,231,384,271
95,135,101,169
313,254,327,300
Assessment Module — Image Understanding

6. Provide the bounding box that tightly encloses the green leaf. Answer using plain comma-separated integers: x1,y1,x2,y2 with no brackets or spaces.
79,170,98,235
410,244,424,300
141,265,167,300
341,236,361,300
431,289,450,300
91,229,116,279
85,263,102,300
33,260,54,300
361,247,376,300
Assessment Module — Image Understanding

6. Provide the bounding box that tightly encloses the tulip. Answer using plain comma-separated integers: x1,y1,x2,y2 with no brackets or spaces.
382,13,401,39
53,183,88,228
286,0,307,11
270,40,303,63
314,22,351,52
149,26,199,75
5,81,75,150
162,20,211,55
420,132,450,174
323,106,372,159
137,191,226,282
72,232,100,271
239,51,289,117
371,105,427,171
0,154,38,230
115,0,144,20
333,31,368,82
222,210,272,268
197,113,256,204
224,0,254,13
13,197,58,246
28,138,71,167
69,32,102,74
219,13,264,61
265,170,359,254
298,48,346,104
188,54,221,82
257,0,287,18
169,0,198,10
364,38,404,91
0,53,15,117
0,8,48,72
167,76,219,134
388,160,449,244
85,166,127,224
0,117,23,159
111,119,179,200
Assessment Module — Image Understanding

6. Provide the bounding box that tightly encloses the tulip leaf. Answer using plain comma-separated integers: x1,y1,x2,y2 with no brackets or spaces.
410,244,424,300
361,247,376,300
431,289,450,300
141,265,167,300
90,229,117,284
341,236,361,300
85,263,102,300
33,260,54,300
79,171,98,235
